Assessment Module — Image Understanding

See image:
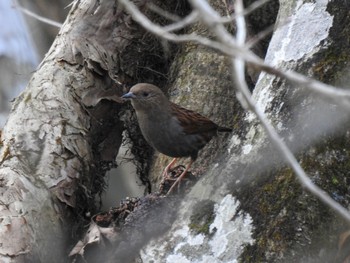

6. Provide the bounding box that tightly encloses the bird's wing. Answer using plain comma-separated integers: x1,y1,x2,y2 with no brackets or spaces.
170,102,218,135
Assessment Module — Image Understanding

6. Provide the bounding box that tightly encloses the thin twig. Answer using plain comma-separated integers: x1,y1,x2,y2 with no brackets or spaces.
220,0,271,23
14,2,62,28
246,23,274,48
147,2,181,22
163,11,199,32
246,17,291,49
119,0,350,104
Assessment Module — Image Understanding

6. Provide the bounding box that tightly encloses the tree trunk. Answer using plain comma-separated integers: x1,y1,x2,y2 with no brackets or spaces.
122,0,350,262
0,0,180,261
2,0,350,262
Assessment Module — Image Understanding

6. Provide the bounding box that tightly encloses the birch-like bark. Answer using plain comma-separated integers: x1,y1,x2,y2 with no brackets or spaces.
0,0,176,261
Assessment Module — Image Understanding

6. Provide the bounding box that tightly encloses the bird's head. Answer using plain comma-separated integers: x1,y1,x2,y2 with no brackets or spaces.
122,83,168,111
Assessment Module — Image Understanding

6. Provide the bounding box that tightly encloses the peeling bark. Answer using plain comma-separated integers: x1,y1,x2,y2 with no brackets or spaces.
0,0,182,261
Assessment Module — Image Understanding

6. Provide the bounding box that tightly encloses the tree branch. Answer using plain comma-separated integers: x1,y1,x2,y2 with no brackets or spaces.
119,0,350,106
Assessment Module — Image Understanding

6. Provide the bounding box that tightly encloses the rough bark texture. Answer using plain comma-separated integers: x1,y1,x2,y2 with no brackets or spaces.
238,1,350,262
0,0,182,261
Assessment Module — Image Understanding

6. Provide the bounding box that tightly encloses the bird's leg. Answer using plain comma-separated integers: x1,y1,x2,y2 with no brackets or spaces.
166,159,193,195
162,158,177,178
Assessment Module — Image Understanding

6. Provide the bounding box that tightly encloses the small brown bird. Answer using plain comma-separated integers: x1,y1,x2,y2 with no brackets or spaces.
122,83,232,194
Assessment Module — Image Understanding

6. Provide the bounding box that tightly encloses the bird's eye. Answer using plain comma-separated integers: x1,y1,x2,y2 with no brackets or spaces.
142,92,149,97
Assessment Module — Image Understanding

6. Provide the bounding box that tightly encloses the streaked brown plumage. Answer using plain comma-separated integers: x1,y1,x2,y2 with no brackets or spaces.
122,83,232,194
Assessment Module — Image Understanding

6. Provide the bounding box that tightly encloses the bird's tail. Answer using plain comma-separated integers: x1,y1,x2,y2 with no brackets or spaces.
218,126,233,132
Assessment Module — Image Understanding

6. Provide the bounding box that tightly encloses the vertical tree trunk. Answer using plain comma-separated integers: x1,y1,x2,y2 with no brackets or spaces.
0,0,182,261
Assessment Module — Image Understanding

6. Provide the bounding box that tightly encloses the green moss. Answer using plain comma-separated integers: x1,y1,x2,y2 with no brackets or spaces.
311,49,350,84
300,134,350,206
189,200,216,236
309,2,350,85
237,128,350,262
236,165,306,262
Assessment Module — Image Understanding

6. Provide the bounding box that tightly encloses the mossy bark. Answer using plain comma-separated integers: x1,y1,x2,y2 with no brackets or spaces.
236,0,350,262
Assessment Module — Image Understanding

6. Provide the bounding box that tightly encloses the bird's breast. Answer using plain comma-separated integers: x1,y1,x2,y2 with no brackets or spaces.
137,113,207,158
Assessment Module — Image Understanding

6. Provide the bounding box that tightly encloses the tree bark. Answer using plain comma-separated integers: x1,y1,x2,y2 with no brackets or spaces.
120,0,350,262
0,0,179,261
238,1,350,261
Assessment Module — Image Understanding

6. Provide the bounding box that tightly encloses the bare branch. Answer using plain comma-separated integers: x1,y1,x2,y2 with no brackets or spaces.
119,0,350,105
146,2,181,22
163,11,199,32
234,0,246,44
13,1,62,28
220,0,271,23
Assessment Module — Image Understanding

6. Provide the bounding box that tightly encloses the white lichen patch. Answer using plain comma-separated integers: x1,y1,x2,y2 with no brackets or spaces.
276,121,284,131
252,73,275,115
208,195,254,261
251,1,333,119
242,144,253,155
247,1,333,130
228,135,241,154
266,0,333,65
140,195,254,262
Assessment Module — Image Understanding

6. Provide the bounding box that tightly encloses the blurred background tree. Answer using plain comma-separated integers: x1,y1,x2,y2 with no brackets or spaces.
0,0,69,127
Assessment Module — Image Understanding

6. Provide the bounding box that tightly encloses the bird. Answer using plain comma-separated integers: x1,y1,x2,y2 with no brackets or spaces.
121,83,232,194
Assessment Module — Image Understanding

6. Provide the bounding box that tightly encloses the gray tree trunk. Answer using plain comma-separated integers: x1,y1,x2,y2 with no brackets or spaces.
0,0,176,261
134,0,350,262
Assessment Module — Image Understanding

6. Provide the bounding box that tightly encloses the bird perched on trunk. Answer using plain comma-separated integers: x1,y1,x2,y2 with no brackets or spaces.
122,83,232,194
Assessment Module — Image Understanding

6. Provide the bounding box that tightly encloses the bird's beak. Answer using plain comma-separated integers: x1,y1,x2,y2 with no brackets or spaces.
121,92,136,99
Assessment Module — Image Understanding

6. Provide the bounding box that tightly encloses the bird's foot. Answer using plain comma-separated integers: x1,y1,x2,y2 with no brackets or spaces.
165,165,195,195
159,165,183,193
